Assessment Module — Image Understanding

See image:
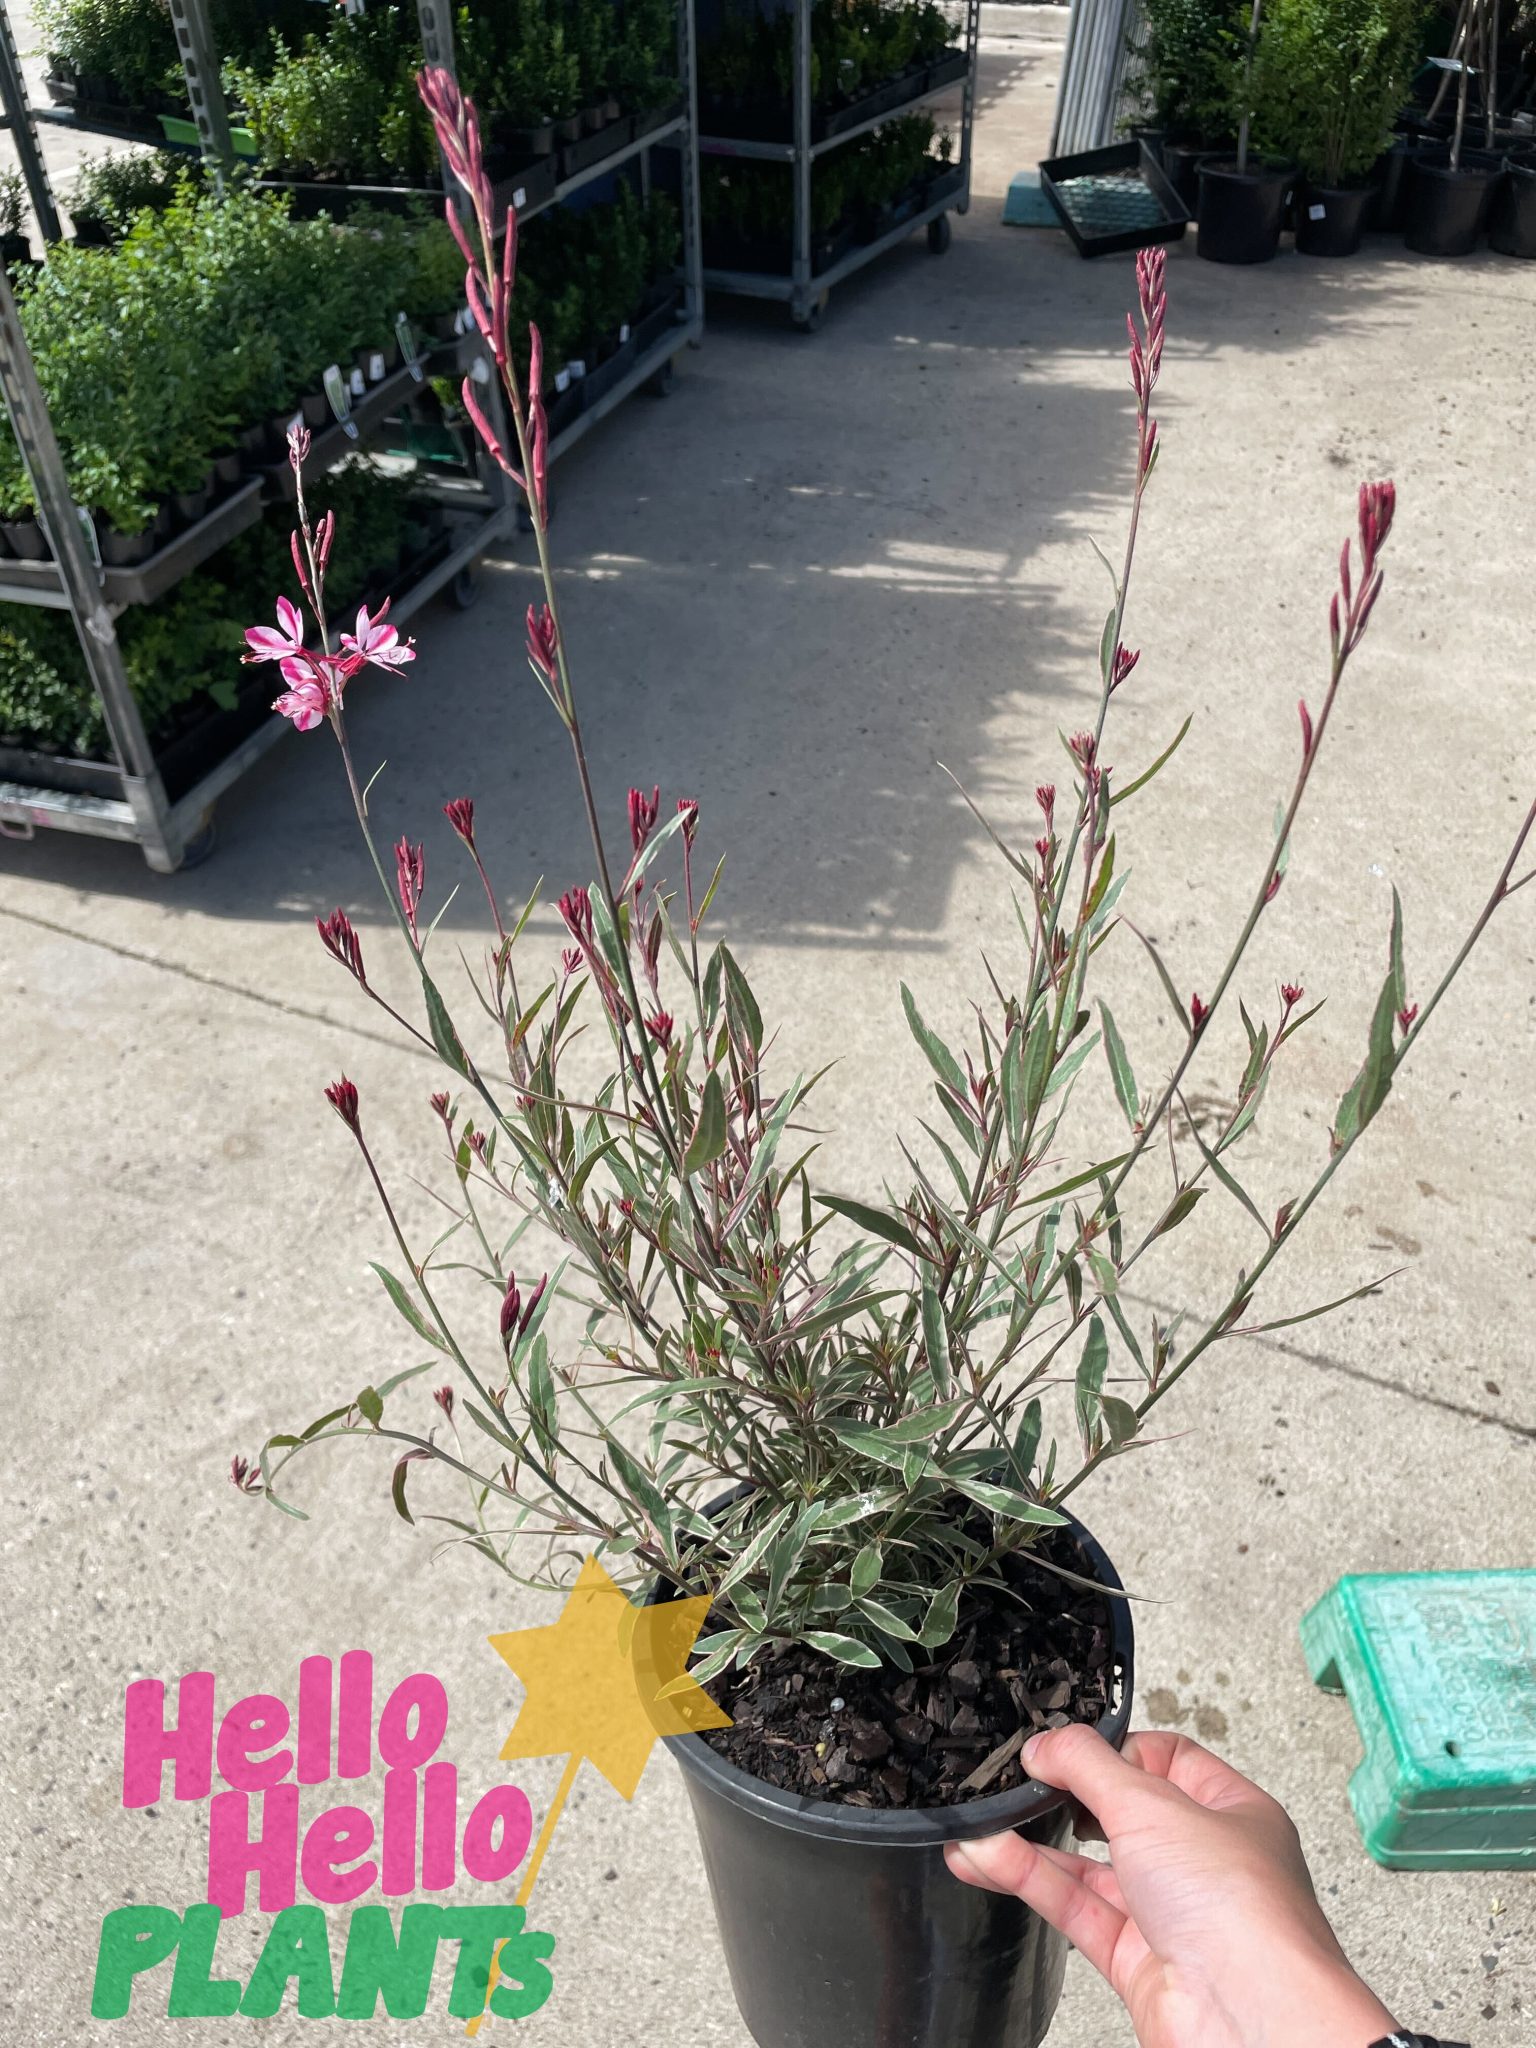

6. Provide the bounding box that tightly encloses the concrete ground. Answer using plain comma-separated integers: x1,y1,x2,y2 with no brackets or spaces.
3,12,1534,2045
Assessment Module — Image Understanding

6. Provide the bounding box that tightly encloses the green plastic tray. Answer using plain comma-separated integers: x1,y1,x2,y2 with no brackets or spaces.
159,113,256,156
1302,1571,1536,1868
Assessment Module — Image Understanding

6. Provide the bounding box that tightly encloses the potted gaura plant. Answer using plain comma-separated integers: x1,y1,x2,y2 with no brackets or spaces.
235,67,1536,2048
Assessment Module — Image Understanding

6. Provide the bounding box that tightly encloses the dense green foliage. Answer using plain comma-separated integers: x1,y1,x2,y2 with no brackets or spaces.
1129,0,1243,142
700,0,955,113
0,181,456,531
1252,0,1425,183
702,112,951,248
514,186,681,371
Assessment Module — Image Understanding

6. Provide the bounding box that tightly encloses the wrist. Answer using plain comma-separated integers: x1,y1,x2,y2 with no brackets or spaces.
1268,1947,1397,2048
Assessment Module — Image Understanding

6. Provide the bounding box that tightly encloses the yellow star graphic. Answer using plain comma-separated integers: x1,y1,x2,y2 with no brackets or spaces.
467,1558,731,2036
489,1554,731,1799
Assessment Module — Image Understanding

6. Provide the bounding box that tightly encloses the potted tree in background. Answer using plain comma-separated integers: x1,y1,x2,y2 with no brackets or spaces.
1196,0,1298,261
1404,0,1504,250
1261,0,1426,255
1130,0,1238,204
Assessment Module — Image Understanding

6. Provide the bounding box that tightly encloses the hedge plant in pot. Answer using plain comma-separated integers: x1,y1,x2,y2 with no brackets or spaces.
1260,0,1426,254
230,68,1536,2048
1197,0,1298,261
1404,0,1503,252
1131,0,1239,203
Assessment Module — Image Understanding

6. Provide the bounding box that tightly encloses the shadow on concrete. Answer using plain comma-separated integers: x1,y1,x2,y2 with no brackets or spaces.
0,185,1429,958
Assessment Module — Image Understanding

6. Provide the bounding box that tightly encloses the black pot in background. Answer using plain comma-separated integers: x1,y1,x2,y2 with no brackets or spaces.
171,482,210,527
1403,148,1501,256
238,422,268,461
1197,159,1294,264
1368,138,1417,231
1295,179,1376,256
1,515,49,560
301,389,330,426
554,112,583,143
1,232,32,266
1163,138,1217,210
71,212,112,247
98,521,156,567
1488,156,1536,257
656,1509,1134,2048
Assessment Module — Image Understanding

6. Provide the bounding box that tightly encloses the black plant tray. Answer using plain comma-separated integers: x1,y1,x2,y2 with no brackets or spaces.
632,95,687,144
1039,139,1190,257
488,152,560,219
632,284,686,357
263,357,435,497
252,177,444,221
0,739,123,800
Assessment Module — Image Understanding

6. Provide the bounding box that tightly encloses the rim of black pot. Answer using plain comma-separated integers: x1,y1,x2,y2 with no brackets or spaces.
1198,156,1296,188
650,1498,1135,1846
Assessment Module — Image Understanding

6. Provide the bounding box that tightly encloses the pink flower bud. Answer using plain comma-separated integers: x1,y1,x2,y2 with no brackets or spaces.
1280,982,1304,1009
316,907,366,984
443,797,476,844
518,1272,548,1339
289,529,312,599
646,1009,674,1047
499,1273,522,1346
1264,871,1282,904
433,1385,455,1419
677,798,699,846
230,1455,262,1494
1396,1002,1418,1034
558,886,594,948
1036,783,1055,825
287,423,311,470
526,603,558,685
316,510,335,574
395,837,425,940
628,785,660,854
1068,731,1097,769
325,1076,361,1131
1357,479,1396,574
430,1090,452,1127
1111,643,1140,690
560,946,584,978
1298,698,1314,756
1189,992,1208,1032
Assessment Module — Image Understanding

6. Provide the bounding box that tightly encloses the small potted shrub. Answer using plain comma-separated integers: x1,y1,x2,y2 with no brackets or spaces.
1259,0,1424,254
0,170,32,268
1197,0,1298,262
1131,0,1238,203
235,71,1536,2048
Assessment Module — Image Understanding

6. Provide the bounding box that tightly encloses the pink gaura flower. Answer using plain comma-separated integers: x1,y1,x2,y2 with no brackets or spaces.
341,600,415,673
244,595,306,665
273,674,329,732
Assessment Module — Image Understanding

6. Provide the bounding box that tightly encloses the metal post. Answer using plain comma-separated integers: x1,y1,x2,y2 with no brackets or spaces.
677,0,704,328
958,0,979,213
791,0,812,322
0,269,178,868
0,0,61,242
168,0,235,181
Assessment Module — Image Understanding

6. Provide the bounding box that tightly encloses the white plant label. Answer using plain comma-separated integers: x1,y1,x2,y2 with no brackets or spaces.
569,358,587,379
619,324,630,343
368,351,385,381
513,187,527,209
555,368,571,393
349,367,366,399
1308,203,1326,220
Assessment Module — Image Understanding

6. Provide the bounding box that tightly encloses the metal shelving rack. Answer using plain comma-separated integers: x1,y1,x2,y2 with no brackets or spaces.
0,0,703,869
700,0,978,328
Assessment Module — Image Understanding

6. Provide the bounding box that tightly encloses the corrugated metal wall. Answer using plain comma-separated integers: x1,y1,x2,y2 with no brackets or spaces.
1049,0,1143,156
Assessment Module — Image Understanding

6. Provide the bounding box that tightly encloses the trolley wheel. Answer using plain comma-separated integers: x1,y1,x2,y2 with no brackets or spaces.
927,211,953,254
644,356,675,396
452,562,483,609
792,290,829,334
178,812,218,870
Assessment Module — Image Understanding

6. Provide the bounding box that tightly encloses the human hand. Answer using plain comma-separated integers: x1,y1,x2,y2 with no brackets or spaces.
945,1725,1397,2048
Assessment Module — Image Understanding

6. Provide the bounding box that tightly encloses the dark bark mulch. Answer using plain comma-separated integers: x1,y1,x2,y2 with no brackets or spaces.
700,1529,1116,1809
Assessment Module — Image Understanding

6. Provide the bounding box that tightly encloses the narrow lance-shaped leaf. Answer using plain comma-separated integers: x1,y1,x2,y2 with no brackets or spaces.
920,1276,951,1399
1074,1314,1108,1454
815,1193,924,1258
684,1069,729,1176
900,983,969,1104
1098,1001,1140,1130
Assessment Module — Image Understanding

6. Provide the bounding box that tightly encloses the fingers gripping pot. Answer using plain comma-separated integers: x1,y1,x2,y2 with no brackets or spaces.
649,1506,1134,2048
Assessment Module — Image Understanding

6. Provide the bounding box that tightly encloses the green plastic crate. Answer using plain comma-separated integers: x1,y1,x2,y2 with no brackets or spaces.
159,114,256,157
1302,1571,1536,1869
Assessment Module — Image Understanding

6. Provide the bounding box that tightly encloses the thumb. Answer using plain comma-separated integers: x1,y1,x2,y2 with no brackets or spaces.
1022,1724,1171,1835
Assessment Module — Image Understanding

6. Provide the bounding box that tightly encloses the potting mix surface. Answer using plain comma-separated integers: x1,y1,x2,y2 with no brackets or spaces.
701,1531,1116,1807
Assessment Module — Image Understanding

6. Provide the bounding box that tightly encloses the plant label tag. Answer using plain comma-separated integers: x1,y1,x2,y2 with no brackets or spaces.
454,305,471,335
396,311,424,382
513,187,527,209
569,358,587,379
73,506,102,570
469,355,491,386
619,323,630,343
349,366,366,399
1308,203,1325,220
368,351,385,382
323,364,359,440
555,368,571,393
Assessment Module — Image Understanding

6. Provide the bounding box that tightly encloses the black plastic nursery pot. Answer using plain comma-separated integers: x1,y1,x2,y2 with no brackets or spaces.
654,1508,1133,2048
1488,157,1536,258
1368,139,1416,232
1295,179,1376,256
1196,158,1294,264
1402,150,1501,257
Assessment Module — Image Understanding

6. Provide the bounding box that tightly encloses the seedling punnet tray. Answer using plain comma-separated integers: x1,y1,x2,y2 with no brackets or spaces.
1038,140,1190,259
